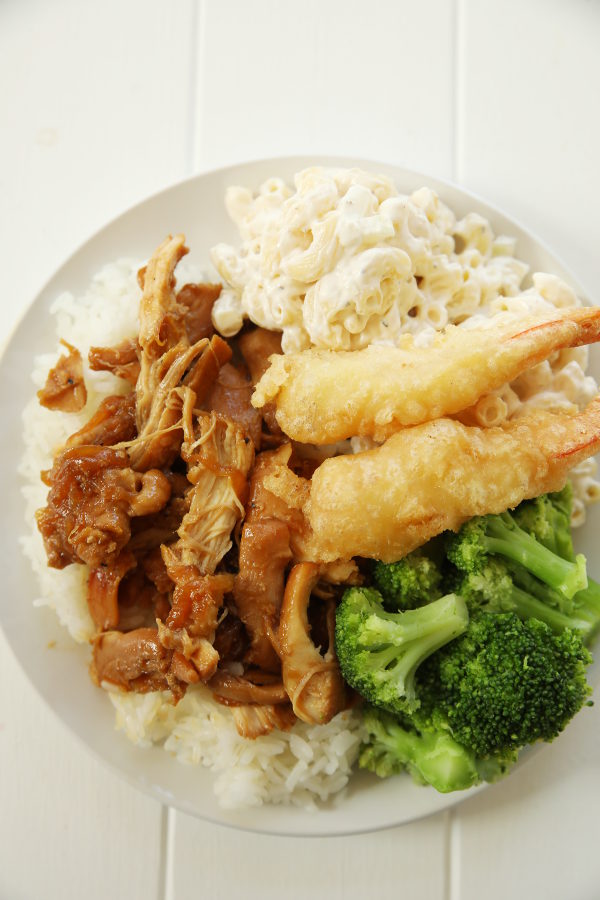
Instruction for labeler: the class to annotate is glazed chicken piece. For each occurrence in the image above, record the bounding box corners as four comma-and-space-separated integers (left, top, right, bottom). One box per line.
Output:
234, 517, 292, 673
253, 305, 600, 443
176, 282, 221, 344
166, 412, 254, 574
91, 627, 171, 692
157, 560, 235, 682
88, 338, 141, 386
38, 340, 87, 413
129, 346, 204, 471
137, 233, 189, 370
117, 567, 171, 632
277, 562, 346, 725
65, 393, 136, 449
37, 445, 171, 569
91, 627, 198, 699
239, 328, 283, 384
232, 443, 358, 674
232, 447, 299, 672
304, 395, 600, 563
128, 473, 191, 554
132, 236, 232, 470
141, 546, 174, 594
238, 327, 283, 435
229, 703, 296, 739
205, 363, 263, 448
208, 670, 288, 706
211, 607, 249, 662
87, 549, 137, 632
183, 334, 232, 400
209, 666, 298, 738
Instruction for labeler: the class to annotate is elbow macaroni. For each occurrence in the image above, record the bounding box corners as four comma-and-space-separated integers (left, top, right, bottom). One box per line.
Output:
210, 166, 559, 352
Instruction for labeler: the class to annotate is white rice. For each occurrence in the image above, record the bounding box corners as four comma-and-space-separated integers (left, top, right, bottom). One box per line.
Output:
19, 258, 364, 810
110, 688, 363, 809
20, 251, 599, 810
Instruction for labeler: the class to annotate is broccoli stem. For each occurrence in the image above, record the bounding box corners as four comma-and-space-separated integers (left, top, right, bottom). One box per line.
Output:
573, 579, 600, 644
484, 512, 587, 600
508, 563, 600, 642
360, 711, 482, 792
505, 582, 592, 635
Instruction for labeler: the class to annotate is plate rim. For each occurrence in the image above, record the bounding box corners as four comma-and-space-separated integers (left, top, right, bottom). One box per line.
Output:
2, 154, 596, 836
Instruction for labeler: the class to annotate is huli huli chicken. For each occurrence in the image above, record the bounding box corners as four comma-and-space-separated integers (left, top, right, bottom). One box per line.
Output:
36, 233, 600, 741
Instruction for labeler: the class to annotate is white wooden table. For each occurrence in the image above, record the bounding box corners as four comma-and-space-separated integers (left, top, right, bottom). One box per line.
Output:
2, 1, 600, 897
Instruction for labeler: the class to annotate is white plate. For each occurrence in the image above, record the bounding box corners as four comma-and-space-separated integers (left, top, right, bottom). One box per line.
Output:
2, 156, 599, 837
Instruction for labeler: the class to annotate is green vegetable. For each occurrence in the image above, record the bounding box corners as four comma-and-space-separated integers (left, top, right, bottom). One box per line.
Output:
418, 611, 592, 757
372, 551, 443, 609
512, 484, 576, 562
343, 489, 597, 794
359, 705, 516, 793
335, 586, 468, 716
453, 558, 597, 639
445, 508, 587, 600
359, 611, 591, 789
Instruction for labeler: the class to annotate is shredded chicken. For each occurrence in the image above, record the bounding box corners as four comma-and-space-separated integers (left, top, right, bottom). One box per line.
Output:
205, 363, 263, 448
239, 328, 283, 435
37, 445, 171, 568
137, 234, 189, 367
230, 703, 296, 739
38, 340, 87, 412
65, 393, 136, 449
176, 282, 221, 344
208, 670, 288, 705
89, 338, 140, 385
277, 562, 346, 725
87, 549, 137, 632
91, 627, 197, 699
117, 568, 171, 632
157, 563, 235, 682
167, 412, 254, 573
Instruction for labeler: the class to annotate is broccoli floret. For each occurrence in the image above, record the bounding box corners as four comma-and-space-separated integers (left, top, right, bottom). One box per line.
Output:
446, 509, 587, 600
335, 586, 469, 716
512, 484, 576, 562
358, 610, 591, 790
454, 558, 597, 639
359, 705, 516, 792
418, 612, 592, 757
372, 551, 443, 609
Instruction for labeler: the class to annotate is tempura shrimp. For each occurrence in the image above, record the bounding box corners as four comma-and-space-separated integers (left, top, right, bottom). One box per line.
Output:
253, 306, 600, 443
303, 396, 600, 562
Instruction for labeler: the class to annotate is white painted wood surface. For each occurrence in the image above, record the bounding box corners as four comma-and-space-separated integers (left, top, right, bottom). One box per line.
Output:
1, 1, 599, 897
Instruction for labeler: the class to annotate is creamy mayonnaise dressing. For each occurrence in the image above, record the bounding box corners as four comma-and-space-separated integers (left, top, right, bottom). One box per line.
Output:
210, 166, 564, 353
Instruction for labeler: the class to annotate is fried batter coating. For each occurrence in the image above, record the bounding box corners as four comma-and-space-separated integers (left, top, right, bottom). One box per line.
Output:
252, 306, 600, 443
304, 396, 600, 563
